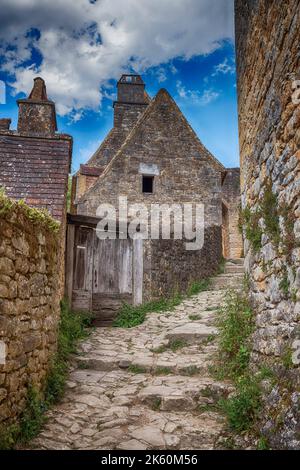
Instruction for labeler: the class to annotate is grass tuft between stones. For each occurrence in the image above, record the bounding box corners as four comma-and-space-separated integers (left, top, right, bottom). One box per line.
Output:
0, 300, 93, 450
114, 278, 211, 329
213, 289, 273, 445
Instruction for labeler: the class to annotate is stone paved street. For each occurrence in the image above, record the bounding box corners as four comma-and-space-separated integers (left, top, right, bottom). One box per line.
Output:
30, 261, 243, 450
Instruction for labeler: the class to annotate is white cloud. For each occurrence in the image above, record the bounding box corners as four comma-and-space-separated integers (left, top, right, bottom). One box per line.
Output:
212, 57, 235, 76
176, 80, 219, 106
0, 0, 233, 116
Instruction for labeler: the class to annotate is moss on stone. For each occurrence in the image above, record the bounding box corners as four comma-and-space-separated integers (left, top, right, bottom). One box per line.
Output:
0, 189, 60, 234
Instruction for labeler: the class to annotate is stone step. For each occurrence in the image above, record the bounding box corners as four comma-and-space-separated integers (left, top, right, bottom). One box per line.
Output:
209, 273, 244, 290
137, 376, 234, 412
224, 264, 245, 274
75, 350, 215, 376
165, 322, 217, 344
226, 258, 245, 266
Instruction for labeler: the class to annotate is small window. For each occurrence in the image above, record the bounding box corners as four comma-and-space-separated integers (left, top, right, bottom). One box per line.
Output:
142, 175, 154, 193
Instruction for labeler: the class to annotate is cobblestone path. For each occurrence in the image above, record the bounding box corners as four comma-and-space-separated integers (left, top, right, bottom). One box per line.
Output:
31, 260, 244, 450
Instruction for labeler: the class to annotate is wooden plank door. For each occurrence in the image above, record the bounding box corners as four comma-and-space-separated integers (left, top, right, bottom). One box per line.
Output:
72, 226, 94, 310
92, 238, 133, 325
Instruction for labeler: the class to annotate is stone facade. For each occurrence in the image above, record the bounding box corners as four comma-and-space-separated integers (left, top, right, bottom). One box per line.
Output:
77, 88, 224, 227
71, 75, 242, 304
73, 75, 242, 259
0, 201, 60, 424
144, 226, 222, 300
235, 0, 300, 449
222, 168, 243, 259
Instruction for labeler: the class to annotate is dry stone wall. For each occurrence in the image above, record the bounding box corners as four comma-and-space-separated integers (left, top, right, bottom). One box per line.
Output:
222, 168, 243, 259
0, 201, 61, 425
235, 0, 300, 449
144, 226, 222, 300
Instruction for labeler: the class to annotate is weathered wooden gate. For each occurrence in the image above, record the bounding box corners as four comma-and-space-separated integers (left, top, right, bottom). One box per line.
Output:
65, 214, 143, 326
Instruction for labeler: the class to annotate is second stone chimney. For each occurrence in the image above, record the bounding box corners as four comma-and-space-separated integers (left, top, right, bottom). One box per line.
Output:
0, 118, 11, 131
17, 77, 57, 136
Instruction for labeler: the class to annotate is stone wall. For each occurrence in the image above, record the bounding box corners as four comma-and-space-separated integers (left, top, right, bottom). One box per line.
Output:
222, 168, 243, 259
235, 0, 300, 449
0, 199, 60, 425
144, 226, 222, 300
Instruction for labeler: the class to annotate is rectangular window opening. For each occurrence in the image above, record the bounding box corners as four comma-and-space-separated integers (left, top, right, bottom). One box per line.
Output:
142, 175, 154, 193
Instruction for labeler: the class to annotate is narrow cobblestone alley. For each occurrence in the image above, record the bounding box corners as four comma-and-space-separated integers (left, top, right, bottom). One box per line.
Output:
30, 261, 244, 450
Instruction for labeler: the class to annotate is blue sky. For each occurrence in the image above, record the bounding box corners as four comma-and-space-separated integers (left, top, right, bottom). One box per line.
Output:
0, 0, 238, 172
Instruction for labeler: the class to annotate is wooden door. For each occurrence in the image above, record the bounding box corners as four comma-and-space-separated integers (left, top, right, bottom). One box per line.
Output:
72, 226, 94, 311
69, 223, 142, 326
92, 238, 133, 326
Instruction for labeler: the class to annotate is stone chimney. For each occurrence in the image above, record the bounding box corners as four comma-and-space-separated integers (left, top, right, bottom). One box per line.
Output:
0, 118, 11, 131
17, 77, 57, 136
113, 74, 149, 130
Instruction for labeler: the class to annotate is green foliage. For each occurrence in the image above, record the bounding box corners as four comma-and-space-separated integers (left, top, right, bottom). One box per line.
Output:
0, 424, 20, 450
168, 339, 188, 352
188, 314, 202, 321
0, 189, 60, 233
45, 301, 92, 404
151, 344, 168, 354
153, 366, 173, 375
217, 290, 254, 379
219, 374, 262, 432
113, 294, 183, 328
0, 386, 48, 449
202, 334, 216, 345
151, 398, 162, 411
218, 256, 226, 274
260, 182, 280, 247
0, 301, 92, 449
180, 365, 200, 376
67, 175, 73, 212
240, 206, 263, 252
281, 347, 294, 370
128, 364, 147, 374
241, 182, 299, 262
18, 386, 47, 442
215, 290, 279, 439
114, 278, 211, 329
187, 278, 211, 296
279, 272, 290, 297
279, 204, 296, 259
152, 339, 187, 354
257, 437, 270, 450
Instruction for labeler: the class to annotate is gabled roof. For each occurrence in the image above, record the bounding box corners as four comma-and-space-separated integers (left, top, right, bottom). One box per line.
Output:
79, 88, 225, 203
85, 128, 123, 168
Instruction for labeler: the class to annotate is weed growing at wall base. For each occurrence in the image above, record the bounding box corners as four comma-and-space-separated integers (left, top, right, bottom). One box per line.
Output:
113, 294, 183, 328
214, 289, 264, 437
216, 290, 254, 379
114, 278, 211, 328
0, 301, 92, 449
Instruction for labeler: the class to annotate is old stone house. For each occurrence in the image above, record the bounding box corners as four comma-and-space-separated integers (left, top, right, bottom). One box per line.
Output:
69, 75, 242, 323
